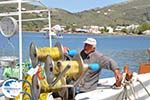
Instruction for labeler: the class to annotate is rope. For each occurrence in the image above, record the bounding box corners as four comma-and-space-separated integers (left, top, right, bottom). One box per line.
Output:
22, 75, 32, 100
137, 79, 150, 96
56, 61, 80, 78
37, 74, 66, 92
33, 76, 67, 100
35, 64, 66, 90
10, 75, 33, 100
116, 89, 124, 100
124, 84, 132, 100
128, 83, 137, 99
39, 93, 51, 100
116, 72, 150, 100
20, 92, 32, 100
52, 64, 70, 87
37, 47, 62, 62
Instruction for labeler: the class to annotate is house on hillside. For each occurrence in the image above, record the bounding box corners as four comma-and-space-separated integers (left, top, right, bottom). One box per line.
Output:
115, 26, 126, 32
142, 30, 150, 35
106, 27, 113, 33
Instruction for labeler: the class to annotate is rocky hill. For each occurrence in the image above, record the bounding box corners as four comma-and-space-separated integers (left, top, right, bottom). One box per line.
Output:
0, 0, 150, 30
51, 0, 150, 27
55, 0, 150, 27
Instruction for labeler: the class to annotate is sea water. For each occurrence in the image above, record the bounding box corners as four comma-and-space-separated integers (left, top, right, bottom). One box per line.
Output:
0, 32, 150, 78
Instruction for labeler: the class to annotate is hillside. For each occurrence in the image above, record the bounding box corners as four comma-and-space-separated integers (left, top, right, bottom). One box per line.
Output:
0, 0, 150, 30
74, 0, 150, 26
0, 1, 78, 31
52, 0, 150, 27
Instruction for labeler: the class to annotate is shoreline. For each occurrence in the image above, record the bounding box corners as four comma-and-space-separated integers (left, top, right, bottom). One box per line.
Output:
23, 31, 150, 37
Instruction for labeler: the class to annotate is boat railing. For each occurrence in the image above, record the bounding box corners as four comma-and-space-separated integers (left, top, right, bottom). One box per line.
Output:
0, 0, 52, 99
0, 0, 52, 46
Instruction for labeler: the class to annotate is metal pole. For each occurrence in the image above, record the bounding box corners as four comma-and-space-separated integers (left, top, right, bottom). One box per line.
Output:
48, 10, 52, 47
37, 0, 52, 47
18, 0, 23, 99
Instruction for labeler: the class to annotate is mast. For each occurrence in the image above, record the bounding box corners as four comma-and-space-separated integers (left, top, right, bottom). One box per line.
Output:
38, 0, 52, 47
18, 0, 23, 99
48, 10, 52, 47
0, 0, 52, 99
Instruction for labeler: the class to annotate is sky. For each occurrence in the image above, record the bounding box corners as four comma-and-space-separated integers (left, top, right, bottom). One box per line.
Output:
42, 0, 127, 13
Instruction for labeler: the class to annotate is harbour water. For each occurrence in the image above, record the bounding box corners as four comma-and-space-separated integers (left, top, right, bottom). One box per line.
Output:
0, 32, 150, 78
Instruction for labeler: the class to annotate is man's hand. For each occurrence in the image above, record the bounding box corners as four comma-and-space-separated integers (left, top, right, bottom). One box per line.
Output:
114, 69, 122, 87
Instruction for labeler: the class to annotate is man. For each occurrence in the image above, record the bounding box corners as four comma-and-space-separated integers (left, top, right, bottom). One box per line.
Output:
79, 38, 122, 92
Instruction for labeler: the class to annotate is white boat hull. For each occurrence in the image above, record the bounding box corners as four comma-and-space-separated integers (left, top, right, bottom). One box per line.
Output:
75, 73, 150, 100
0, 73, 149, 100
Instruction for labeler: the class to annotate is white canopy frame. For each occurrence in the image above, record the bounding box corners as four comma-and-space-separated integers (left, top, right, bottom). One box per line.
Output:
0, 0, 52, 99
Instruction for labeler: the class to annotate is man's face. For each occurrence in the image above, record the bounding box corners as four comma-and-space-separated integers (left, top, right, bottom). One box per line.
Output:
84, 43, 94, 54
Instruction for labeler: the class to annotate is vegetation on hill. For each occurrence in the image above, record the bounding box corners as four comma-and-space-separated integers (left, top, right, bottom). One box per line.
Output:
0, 0, 150, 32
49, 0, 150, 28
73, 0, 150, 27
138, 22, 150, 34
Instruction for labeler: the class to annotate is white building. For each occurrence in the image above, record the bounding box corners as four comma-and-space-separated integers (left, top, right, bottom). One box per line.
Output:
17, 7, 26, 11
107, 27, 113, 33
115, 26, 126, 31
75, 28, 89, 33
126, 24, 139, 30
89, 26, 101, 34
142, 30, 150, 35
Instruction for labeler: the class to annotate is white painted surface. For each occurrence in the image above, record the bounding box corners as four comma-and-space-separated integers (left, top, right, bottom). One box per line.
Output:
75, 73, 150, 100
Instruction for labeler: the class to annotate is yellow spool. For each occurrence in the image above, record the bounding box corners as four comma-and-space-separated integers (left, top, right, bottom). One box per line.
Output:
11, 75, 32, 100
32, 74, 66, 94
37, 47, 61, 62
39, 78, 67, 100
23, 75, 32, 100
39, 93, 48, 100
54, 55, 86, 80
40, 77, 66, 92
56, 61, 80, 77
39, 79, 50, 92
34, 64, 65, 91
39, 93, 55, 100
30, 42, 64, 68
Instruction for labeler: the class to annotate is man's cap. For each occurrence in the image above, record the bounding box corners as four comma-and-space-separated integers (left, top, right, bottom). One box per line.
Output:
84, 38, 97, 47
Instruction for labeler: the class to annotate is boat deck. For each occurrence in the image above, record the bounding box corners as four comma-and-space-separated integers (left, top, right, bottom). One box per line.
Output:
75, 73, 150, 100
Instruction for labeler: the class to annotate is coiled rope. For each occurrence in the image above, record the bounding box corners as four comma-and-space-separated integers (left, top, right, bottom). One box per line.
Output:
56, 61, 80, 78
116, 72, 150, 100
37, 47, 61, 62
30, 42, 64, 68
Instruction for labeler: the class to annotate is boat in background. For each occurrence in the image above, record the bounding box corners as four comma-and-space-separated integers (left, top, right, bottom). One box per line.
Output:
39, 27, 52, 33
40, 27, 63, 39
